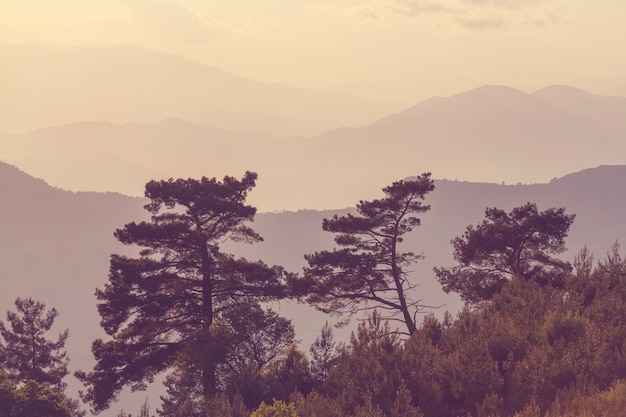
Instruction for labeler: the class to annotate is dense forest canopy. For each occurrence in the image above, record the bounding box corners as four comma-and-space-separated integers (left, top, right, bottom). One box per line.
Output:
2, 171, 626, 417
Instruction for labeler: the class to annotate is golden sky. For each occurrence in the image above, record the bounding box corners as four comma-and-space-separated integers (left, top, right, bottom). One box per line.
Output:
3, 0, 625, 103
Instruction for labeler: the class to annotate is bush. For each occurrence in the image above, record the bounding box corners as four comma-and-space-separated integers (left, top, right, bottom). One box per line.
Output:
251, 399, 298, 417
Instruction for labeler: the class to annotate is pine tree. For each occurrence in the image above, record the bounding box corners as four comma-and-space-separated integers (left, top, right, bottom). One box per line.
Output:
309, 321, 341, 385
0, 297, 69, 389
77, 172, 289, 412
301, 174, 435, 335
435, 202, 575, 303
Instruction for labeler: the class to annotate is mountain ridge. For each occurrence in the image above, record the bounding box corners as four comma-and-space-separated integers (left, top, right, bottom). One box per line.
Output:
2, 161, 626, 414
3, 82, 626, 211
0, 42, 402, 137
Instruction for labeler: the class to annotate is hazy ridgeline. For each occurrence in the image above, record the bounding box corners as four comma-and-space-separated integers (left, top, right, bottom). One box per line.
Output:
3, 43, 626, 417
1, 162, 626, 416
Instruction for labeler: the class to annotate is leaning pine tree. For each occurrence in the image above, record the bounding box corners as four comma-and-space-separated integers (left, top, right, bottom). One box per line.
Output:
77, 172, 288, 412
300, 173, 435, 336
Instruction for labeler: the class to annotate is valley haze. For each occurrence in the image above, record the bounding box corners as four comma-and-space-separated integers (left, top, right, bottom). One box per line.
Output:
2, 44, 626, 211
1, 1, 626, 413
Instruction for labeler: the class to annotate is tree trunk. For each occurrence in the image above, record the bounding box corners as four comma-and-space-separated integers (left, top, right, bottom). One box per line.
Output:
391, 236, 417, 335
201, 246, 216, 401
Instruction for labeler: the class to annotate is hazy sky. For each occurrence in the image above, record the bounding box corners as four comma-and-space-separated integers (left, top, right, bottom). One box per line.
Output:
3, 0, 625, 102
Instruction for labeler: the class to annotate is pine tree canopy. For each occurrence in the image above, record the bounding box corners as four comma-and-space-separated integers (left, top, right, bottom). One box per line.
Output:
76, 172, 289, 412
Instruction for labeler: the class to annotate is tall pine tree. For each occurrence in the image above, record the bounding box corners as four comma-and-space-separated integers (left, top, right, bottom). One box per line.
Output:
77, 172, 289, 412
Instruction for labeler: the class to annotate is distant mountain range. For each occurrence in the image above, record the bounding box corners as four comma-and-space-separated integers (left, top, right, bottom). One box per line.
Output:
2, 82, 626, 210
2, 162, 626, 413
0, 43, 400, 137
3, 41, 626, 415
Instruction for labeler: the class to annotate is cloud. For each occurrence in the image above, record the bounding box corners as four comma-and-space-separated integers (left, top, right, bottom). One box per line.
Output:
392, 0, 450, 17
306, 0, 561, 31
306, 0, 449, 20
457, 0, 562, 30
125, 0, 214, 44
305, 2, 384, 20
523, 11, 560, 28
457, 15, 504, 29
460, 0, 551, 9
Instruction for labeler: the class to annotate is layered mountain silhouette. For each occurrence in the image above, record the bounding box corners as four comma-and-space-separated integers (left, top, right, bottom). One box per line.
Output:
4, 40, 626, 415
2, 161, 626, 413
0, 43, 399, 137
2, 84, 626, 211
532, 85, 626, 133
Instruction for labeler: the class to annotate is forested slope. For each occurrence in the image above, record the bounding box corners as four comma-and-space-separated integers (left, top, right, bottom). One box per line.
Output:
1, 162, 626, 416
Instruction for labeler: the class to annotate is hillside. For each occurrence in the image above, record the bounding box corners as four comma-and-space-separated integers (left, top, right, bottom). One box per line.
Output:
2, 162, 626, 412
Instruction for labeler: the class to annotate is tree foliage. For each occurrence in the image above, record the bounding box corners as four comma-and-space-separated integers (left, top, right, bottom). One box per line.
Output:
286, 243, 626, 417
322, 311, 407, 416
435, 202, 575, 303
158, 302, 296, 416
0, 372, 74, 417
12, 170, 626, 417
77, 172, 289, 412
250, 399, 298, 417
301, 174, 435, 335
217, 304, 297, 410
309, 322, 341, 386
220, 304, 296, 375
0, 297, 69, 389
